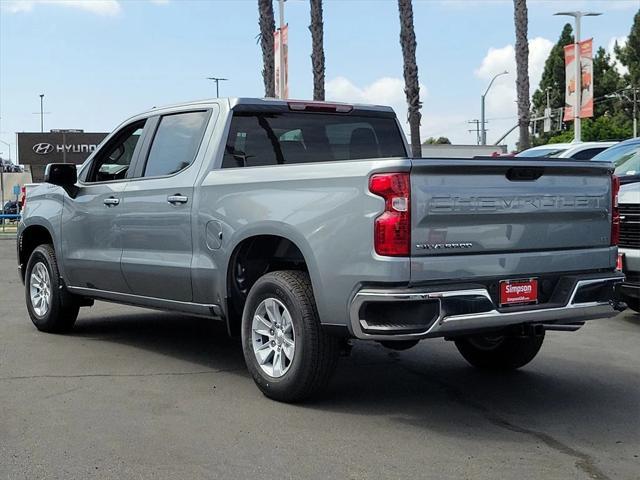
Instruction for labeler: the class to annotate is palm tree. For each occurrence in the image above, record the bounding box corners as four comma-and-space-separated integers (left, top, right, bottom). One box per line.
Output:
258, 0, 276, 97
397, 0, 422, 157
309, 0, 325, 101
514, 0, 530, 150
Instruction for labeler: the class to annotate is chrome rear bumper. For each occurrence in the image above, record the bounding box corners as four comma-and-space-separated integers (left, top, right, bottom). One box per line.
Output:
349, 274, 624, 341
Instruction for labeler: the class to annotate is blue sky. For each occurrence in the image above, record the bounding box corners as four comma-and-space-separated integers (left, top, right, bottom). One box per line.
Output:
0, 0, 638, 160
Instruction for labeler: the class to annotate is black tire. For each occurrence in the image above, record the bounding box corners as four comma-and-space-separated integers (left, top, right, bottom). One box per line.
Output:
454, 332, 544, 370
25, 244, 80, 333
241, 270, 340, 403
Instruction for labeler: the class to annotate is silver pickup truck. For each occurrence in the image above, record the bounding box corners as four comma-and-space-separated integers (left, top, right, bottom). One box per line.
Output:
17, 98, 625, 402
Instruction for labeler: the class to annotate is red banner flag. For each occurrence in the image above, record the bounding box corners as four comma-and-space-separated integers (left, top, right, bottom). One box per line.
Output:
563, 38, 593, 121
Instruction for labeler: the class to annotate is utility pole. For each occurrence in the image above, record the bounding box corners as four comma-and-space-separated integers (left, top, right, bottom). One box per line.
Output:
277, 0, 286, 99
554, 11, 602, 143
468, 119, 481, 145
206, 77, 228, 98
480, 71, 508, 145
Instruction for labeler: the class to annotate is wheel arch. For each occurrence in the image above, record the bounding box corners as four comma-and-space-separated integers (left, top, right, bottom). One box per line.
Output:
224, 229, 321, 336
18, 224, 56, 283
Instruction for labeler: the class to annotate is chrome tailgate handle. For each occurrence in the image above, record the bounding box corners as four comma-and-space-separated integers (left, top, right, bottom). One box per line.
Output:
167, 195, 188, 204
103, 197, 120, 207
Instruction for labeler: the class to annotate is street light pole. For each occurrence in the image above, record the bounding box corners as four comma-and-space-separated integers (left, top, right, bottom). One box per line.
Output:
206, 77, 228, 98
480, 71, 508, 145
634, 87, 638, 138
554, 11, 601, 143
39, 94, 44, 133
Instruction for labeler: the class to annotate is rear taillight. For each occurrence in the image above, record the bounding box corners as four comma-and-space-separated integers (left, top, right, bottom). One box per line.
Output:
611, 175, 620, 246
20, 186, 26, 211
369, 173, 410, 256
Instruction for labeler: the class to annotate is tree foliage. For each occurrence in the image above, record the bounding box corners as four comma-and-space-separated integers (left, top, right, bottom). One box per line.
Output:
548, 115, 633, 143
533, 10, 639, 146
424, 136, 451, 144
615, 10, 640, 88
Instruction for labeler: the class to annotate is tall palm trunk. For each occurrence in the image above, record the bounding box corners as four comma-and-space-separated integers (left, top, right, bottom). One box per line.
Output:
397, 0, 422, 157
309, 0, 325, 101
514, 0, 530, 149
258, 0, 276, 98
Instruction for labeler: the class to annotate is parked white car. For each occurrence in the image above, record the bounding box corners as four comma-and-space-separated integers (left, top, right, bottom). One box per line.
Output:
517, 141, 618, 160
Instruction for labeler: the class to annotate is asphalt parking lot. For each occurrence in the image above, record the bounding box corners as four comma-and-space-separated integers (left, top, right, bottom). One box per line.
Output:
1, 239, 638, 480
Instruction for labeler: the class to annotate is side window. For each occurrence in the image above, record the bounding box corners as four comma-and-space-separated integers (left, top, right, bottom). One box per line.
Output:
143, 111, 209, 177
86, 120, 145, 183
571, 148, 605, 160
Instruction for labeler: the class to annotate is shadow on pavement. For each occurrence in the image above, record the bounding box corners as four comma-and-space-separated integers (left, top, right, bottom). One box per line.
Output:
71, 310, 246, 373
69, 309, 639, 446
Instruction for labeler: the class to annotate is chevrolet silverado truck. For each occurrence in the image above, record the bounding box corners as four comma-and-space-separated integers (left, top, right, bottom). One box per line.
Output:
18, 98, 625, 402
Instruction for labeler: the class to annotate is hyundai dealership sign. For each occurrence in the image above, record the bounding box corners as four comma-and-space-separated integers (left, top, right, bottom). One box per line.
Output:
17, 131, 108, 181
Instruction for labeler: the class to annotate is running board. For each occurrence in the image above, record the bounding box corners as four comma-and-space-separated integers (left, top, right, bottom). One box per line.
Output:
67, 286, 224, 319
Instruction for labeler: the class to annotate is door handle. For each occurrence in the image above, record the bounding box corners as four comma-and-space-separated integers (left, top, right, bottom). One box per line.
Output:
103, 197, 120, 207
167, 195, 189, 204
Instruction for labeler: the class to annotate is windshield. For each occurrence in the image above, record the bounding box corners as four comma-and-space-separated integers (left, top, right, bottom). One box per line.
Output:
614, 151, 640, 181
516, 147, 567, 158
592, 142, 640, 183
591, 142, 640, 163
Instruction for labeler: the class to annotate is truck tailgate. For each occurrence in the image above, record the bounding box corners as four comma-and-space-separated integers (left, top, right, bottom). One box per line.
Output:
409, 158, 614, 284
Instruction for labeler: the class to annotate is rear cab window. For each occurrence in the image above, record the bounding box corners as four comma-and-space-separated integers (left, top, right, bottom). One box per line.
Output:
222, 111, 407, 168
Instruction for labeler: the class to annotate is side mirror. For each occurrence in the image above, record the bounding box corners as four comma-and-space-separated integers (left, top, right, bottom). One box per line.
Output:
44, 163, 77, 187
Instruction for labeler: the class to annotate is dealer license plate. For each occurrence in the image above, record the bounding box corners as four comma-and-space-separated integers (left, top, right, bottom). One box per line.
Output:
499, 278, 538, 307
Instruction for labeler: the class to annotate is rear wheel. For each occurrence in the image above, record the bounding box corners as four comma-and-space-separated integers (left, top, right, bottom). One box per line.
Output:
454, 332, 544, 370
25, 244, 80, 333
241, 270, 340, 402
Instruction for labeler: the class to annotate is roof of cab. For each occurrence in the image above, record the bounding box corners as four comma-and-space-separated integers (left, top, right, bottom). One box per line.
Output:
138, 97, 396, 116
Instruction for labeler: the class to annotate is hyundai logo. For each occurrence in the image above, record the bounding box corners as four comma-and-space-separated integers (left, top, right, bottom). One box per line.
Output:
33, 143, 54, 155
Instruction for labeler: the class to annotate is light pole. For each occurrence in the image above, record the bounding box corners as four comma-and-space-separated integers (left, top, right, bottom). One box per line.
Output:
554, 11, 602, 143
206, 77, 228, 98
633, 86, 638, 138
480, 71, 508, 145
39, 94, 44, 132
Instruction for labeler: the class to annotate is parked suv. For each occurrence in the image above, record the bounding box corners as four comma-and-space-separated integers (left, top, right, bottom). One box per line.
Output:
18, 98, 625, 401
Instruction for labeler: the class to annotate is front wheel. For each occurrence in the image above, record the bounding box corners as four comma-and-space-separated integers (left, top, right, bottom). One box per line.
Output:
25, 244, 80, 333
454, 332, 544, 370
241, 270, 340, 403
